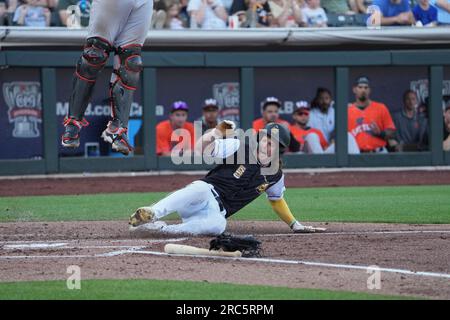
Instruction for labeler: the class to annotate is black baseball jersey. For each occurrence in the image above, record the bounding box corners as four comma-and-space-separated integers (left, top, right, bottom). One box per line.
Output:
202, 141, 284, 217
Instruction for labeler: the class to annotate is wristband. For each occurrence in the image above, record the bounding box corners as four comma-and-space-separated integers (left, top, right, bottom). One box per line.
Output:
379, 130, 386, 139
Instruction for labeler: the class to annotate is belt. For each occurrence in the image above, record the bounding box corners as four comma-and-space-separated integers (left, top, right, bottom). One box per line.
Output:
211, 188, 225, 213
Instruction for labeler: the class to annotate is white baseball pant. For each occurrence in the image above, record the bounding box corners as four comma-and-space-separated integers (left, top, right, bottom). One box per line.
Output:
145, 180, 227, 236
305, 132, 361, 154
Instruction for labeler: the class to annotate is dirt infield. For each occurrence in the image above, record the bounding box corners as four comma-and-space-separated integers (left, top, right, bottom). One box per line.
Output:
1, 170, 449, 299
2, 170, 450, 197
1, 220, 449, 299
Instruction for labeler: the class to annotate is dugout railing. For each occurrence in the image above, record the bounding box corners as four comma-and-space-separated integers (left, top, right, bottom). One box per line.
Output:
0, 28, 449, 175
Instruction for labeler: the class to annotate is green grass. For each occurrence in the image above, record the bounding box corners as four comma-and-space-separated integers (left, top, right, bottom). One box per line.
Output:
1, 185, 450, 224
0, 279, 414, 300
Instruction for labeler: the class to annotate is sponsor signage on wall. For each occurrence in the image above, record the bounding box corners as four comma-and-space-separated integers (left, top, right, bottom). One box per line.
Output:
0, 67, 449, 159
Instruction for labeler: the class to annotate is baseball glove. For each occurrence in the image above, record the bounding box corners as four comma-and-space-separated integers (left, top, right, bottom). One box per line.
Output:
215, 120, 236, 137
209, 233, 262, 257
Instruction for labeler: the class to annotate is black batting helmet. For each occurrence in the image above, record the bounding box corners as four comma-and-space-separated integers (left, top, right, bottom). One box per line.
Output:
263, 122, 291, 154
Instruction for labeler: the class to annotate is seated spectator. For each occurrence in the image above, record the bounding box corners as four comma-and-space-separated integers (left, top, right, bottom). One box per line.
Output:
268, 0, 303, 27
152, 0, 167, 29
0, 0, 6, 25
222, 0, 234, 12
37, 0, 57, 9
302, 0, 328, 27
372, 0, 414, 26
348, 0, 373, 13
322, 0, 353, 14
292, 101, 360, 154
230, 0, 273, 27
58, 0, 91, 28
201, 98, 220, 132
179, 0, 191, 26
156, 101, 195, 156
393, 90, 428, 152
308, 87, 335, 143
444, 103, 450, 151
165, 1, 186, 29
13, 0, 51, 27
348, 76, 396, 153
1, 0, 18, 25
308, 87, 360, 153
290, 101, 331, 153
430, 0, 450, 25
188, 0, 228, 29
253, 96, 289, 131
413, 0, 438, 26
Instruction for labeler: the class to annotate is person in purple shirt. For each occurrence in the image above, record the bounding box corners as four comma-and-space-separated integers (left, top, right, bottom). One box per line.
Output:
373, 0, 414, 25
413, 0, 438, 26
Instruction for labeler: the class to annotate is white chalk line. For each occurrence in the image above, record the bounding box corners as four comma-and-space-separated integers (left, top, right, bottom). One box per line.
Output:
130, 250, 450, 280
2, 243, 68, 249
0, 238, 188, 259
2, 245, 147, 251
0, 248, 143, 260
0, 237, 188, 244
258, 230, 450, 237
1, 243, 449, 281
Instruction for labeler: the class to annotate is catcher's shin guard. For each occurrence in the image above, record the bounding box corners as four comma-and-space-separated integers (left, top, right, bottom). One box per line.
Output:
68, 37, 112, 120
109, 44, 143, 128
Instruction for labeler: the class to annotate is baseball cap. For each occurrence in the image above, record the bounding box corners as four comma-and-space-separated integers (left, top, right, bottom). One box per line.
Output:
354, 76, 370, 86
262, 96, 282, 109
445, 103, 450, 112
202, 98, 219, 110
294, 100, 310, 113
171, 101, 189, 113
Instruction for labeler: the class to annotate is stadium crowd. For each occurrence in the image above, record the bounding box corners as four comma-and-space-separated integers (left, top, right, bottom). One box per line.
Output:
1, 0, 449, 27
148, 76, 450, 156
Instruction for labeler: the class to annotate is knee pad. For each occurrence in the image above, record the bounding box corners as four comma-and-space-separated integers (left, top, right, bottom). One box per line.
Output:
113, 44, 143, 90
76, 37, 112, 82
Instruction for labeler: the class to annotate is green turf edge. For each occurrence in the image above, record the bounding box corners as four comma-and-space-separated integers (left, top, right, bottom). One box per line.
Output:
1, 185, 450, 224
0, 279, 418, 300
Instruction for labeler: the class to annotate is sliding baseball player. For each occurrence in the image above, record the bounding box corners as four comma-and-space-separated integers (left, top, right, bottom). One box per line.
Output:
61, 0, 153, 155
129, 121, 326, 235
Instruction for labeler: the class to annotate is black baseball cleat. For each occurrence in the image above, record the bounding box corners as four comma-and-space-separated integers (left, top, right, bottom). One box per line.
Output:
101, 121, 133, 155
61, 117, 89, 148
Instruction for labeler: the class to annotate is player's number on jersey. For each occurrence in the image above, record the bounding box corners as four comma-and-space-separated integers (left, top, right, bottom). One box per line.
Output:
66, 5, 82, 29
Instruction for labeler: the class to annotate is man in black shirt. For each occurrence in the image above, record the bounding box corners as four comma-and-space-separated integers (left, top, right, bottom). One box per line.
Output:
129, 120, 325, 235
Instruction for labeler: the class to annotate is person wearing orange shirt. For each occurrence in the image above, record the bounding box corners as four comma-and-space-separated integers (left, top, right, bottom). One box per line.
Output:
290, 101, 360, 154
348, 76, 396, 153
289, 101, 330, 153
253, 97, 290, 131
156, 101, 195, 156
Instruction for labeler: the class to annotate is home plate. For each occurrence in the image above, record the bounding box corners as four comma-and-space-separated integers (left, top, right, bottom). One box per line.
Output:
2, 243, 68, 250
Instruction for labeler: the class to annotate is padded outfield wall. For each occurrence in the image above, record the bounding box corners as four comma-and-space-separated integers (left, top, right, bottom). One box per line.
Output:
0, 27, 449, 175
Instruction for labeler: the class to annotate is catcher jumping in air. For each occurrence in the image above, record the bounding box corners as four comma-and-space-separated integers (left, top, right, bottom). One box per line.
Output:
129, 121, 326, 235
61, 0, 153, 155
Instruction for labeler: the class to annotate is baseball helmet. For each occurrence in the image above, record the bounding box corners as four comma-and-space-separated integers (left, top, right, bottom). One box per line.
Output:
264, 122, 291, 154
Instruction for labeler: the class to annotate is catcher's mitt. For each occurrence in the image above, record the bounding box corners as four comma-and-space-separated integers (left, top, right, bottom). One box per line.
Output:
209, 233, 262, 257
